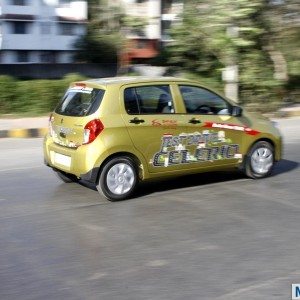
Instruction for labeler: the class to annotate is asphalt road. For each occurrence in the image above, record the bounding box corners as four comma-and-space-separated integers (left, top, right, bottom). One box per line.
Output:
0, 118, 299, 300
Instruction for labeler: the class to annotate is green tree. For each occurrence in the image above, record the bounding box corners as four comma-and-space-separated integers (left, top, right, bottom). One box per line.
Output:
267, 0, 300, 102
74, 0, 124, 63
167, 0, 298, 108
74, 0, 147, 65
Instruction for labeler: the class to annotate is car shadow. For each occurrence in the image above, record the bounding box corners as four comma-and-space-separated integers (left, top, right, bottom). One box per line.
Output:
135, 159, 298, 198
77, 159, 298, 200
271, 158, 299, 176
135, 171, 245, 198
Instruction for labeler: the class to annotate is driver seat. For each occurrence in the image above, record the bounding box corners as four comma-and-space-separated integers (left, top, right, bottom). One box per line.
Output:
156, 94, 172, 113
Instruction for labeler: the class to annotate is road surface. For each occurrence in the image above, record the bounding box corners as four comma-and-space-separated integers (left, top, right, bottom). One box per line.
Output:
0, 118, 299, 300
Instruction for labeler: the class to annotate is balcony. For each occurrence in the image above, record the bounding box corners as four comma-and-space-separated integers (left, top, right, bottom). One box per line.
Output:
0, 4, 38, 17
1, 33, 78, 51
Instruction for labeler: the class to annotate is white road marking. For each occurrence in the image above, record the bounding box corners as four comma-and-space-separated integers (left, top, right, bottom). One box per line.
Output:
146, 260, 169, 267
87, 273, 107, 281
79, 224, 106, 232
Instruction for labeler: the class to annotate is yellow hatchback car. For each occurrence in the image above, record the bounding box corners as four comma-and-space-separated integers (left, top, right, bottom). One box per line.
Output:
44, 77, 282, 201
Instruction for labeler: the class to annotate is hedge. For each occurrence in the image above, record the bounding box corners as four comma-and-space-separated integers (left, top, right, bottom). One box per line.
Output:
0, 74, 86, 115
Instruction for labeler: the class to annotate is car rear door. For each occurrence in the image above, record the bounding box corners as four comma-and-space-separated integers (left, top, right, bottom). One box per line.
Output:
120, 83, 187, 174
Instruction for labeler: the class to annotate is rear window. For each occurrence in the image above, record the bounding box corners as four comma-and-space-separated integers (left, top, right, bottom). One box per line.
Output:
55, 86, 105, 117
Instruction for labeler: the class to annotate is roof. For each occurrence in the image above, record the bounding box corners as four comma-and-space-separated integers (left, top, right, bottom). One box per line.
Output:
84, 76, 189, 87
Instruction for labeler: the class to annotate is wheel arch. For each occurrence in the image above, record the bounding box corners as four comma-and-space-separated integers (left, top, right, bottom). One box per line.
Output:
244, 137, 276, 160
249, 137, 275, 151
97, 151, 145, 183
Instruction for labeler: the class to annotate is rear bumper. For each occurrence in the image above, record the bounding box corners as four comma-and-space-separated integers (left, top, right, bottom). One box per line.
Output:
43, 134, 104, 181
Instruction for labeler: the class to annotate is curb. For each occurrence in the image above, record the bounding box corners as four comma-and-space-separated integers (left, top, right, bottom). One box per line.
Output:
0, 128, 48, 138
276, 110, 300, 118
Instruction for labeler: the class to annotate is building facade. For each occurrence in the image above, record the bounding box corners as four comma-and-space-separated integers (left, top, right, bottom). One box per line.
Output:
0, 0, 87, 64
119, 0, 183, 64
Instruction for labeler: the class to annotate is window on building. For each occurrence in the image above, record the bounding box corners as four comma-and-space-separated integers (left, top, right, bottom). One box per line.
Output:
162, 0, 172, 13
161, 20, 172, 41
137, 40, 147, 49
16, 51, 29, 63
40, 22, 51, 35
40, 51, 56, 63
12, 22, 28, 34
60, 0, 72, 4
59, 23, 75, 35
12, 0, 26, 5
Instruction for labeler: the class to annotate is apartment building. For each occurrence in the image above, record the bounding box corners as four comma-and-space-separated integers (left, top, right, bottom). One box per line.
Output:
119, 0, 183, 64
0, 0, 87, 64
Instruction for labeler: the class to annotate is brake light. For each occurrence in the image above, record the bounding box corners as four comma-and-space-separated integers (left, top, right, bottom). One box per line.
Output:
48, 113, 54, 137
75, 82, 86, 88
83, 119, 104, 144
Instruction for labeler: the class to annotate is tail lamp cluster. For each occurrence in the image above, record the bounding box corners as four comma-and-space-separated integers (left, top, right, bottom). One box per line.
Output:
83, 119, 104, 144
48, 114, 104, 145
48, 113, 54, 137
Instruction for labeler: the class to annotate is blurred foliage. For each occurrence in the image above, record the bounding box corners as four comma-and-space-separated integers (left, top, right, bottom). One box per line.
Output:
73, 0, 124, 63
176, 71, 224, 93
122, 15, 148, 36
74, 0, 146, 64
0, 76, 16, 113
0, 74, 86, 115
74, 33, 121, 63
165, 0, 299, 105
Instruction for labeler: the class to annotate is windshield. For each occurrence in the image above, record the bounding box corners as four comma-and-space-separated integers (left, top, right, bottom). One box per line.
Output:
55, 86, 105, 117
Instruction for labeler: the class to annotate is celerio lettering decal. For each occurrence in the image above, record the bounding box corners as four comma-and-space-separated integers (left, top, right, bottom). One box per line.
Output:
204, 122, 260, 136
152, 131, 240, 167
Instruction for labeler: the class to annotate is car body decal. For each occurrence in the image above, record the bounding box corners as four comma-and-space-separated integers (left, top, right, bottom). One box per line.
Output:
151, 131, 241, 167
203, 122, 260, 136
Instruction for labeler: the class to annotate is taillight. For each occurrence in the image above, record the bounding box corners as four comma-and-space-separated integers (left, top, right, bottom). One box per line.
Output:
75, 82, 86, 88
83, 119, 104, 144
49, 113, 54, 137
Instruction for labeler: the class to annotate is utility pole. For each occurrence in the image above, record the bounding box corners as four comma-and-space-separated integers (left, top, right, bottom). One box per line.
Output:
222, 25, 239, 103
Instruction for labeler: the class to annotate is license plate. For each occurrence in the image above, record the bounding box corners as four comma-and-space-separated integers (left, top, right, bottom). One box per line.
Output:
54, 152, 71, 168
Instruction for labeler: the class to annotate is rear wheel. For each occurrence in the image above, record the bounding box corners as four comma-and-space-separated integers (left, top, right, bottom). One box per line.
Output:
54, 170, 78, 183
97, 156, 138, 201
244, 141, 274, 179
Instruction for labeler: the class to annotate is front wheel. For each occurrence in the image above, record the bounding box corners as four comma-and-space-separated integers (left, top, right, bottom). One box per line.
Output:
97, 156, 138, 201
243, 141, 274, 179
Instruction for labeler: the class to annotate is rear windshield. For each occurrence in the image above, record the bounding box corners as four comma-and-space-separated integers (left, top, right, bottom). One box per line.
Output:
55, 86, 105, 117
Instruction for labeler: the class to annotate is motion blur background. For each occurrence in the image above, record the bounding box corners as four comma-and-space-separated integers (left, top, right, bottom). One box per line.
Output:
0, 3, 300, 299
0, 0, 299, 115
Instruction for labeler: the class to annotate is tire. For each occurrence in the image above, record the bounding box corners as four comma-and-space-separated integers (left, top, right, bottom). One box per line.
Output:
97, 156, 138, 201
243, 141, 274, 179
54, 170, 78, 183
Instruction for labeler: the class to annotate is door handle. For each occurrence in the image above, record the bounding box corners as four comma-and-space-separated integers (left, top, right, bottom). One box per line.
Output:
129, 117, 145, 124
188, 118, 201, 124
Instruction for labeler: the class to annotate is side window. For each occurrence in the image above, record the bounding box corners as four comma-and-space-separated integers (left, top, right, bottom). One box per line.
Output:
179, 85, 230, 115
124, 85, 175, 114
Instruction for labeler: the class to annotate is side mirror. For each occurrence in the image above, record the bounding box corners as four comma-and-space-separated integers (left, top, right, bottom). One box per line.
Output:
231, 106, 243, 117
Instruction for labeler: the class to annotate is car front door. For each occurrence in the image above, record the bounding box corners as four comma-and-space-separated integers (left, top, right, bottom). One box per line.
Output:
176, 84, 245, 170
